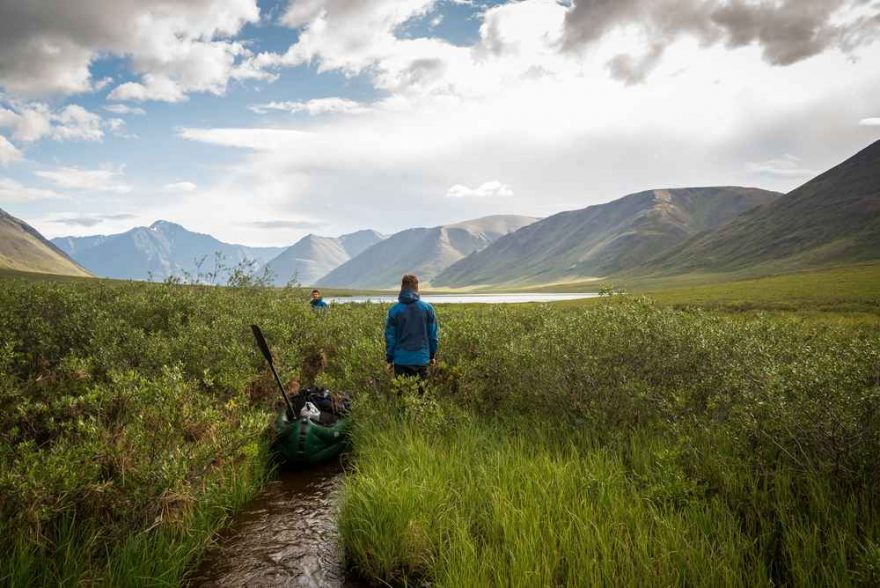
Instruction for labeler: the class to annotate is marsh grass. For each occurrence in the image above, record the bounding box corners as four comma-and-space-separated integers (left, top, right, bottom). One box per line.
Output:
337, 296, 880, 586
2, 274, 879, 586
0, 442, 270, 587
340, 408, 880, 586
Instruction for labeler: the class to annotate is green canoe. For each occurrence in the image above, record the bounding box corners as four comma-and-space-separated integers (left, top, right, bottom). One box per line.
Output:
272, 410, 351, 466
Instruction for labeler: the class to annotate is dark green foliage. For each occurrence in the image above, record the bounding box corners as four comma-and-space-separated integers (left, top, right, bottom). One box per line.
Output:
0, 279, 323, 585
1, 274, 878, 585
339, 298, 880, 585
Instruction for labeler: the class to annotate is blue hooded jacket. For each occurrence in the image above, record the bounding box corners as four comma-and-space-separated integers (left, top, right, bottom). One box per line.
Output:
310, 298, 329, 311
385, 290, 438, 366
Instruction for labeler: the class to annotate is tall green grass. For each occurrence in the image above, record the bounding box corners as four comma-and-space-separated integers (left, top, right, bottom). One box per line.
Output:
1, 443, 269, 587
340, 406, 880, 586
337, 296, 880, 585
2, 274, 878, 585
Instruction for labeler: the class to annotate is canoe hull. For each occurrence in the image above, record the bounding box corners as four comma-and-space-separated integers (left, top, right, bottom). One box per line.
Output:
272, 411, 351, 466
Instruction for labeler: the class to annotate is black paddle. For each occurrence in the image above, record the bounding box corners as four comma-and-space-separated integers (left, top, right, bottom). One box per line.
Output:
250, 324, 296, 420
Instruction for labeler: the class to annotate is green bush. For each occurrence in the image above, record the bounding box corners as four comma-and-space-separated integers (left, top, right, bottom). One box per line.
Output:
1, 276, 878, 585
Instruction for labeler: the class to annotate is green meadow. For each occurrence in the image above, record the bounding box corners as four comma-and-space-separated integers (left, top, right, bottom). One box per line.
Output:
1, 265, 879, 585
642, 262, 880, 312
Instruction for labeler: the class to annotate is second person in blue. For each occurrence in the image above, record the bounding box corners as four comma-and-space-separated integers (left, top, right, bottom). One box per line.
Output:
384, 273, 438, 380
310, 289, 329, 311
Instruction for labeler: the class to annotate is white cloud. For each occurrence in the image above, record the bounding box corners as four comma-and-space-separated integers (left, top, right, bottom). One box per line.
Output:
178, 127, 312, 150
746, 155, 817, 178
163, 181, 198, 193
93, 77, 113, 91
47, 212, 137, 228
259, 0, 454, 97
244, 219, 325, 229
562, 0, 880, 84
36, 165, 132, 193
249, 97, 370, 115
0, 108, 17, 128
0, 102, 105, 143
104, 104, 146, 116
0, 0, 261, 100
0, 136, 22, 166
257, 0, 576, 102
50, 105, 103, 142
446, 180, 514, 198
105, 118, 137, 139
4, 105, 52, 142
108, 76, 187, 103
860, 117, 880, 126
0, 176, 64, 202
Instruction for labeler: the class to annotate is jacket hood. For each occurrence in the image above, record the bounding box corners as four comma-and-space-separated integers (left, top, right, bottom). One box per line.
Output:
398, 289, 420, 304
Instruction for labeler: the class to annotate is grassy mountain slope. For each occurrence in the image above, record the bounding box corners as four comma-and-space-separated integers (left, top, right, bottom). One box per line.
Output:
318, 215, 538, 289
435, 187, 780, 287
643, 140, 880, 276
266, 229, 385, 286
0, 209, 91, 277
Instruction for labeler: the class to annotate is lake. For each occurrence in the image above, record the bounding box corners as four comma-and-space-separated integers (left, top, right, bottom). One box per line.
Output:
325, 293, 599, 304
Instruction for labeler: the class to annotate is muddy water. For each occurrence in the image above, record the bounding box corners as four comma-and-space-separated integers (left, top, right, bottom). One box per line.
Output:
189, 461, 362, 587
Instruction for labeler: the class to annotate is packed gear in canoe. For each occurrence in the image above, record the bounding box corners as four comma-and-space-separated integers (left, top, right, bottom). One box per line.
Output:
250, 325, 352, 466
272, 394, 351, 466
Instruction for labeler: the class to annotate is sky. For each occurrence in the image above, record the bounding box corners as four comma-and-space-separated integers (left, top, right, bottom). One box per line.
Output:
0, 0, 878, 247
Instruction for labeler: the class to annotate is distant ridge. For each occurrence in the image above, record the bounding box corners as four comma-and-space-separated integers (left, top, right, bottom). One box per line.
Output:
318, 215, 539, 289
0, 209, 91, 277
435, 187, 780, 287
265, 229, 386, 286
53, 221, 285, 281
641, 139, 880, 276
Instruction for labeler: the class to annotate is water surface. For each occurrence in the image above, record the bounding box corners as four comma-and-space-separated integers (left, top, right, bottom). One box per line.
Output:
326, 292, 598, 304
190, 462, 359, 588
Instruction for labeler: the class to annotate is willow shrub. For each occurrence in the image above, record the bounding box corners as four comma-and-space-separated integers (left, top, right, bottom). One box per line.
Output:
1, 277, 878, 584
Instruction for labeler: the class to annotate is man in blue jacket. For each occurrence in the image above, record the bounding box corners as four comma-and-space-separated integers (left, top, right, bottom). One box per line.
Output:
385, 274, 438, 380
310, 289, 329, 311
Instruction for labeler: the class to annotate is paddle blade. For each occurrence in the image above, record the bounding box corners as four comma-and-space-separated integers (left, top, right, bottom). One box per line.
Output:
250, 324, 274, 365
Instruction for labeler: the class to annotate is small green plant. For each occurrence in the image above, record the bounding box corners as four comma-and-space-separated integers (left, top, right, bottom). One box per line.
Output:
598, 283, 628, 296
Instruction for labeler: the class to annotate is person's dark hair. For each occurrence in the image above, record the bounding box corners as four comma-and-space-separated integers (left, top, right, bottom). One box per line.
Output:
401, 274, 419, 291
311, 289, 320, 295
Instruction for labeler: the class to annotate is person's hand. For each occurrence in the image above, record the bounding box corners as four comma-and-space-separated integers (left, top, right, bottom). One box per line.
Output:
429, 357, 437, 368
386, 362, 393, 373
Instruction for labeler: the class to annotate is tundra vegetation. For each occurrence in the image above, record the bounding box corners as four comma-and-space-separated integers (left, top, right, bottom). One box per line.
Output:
1, 266, 878, 586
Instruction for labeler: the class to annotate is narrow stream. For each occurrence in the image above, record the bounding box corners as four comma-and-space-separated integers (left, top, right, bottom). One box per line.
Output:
189, 461, 361, 587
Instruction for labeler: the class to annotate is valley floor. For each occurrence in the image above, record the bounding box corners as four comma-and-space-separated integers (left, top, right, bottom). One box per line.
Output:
1, 268, 878, 586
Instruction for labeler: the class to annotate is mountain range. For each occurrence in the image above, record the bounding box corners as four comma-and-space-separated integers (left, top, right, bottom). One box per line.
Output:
0, 208, 91, 277
7, 138, 878, 288
639, 139, 880, 277
318, 215, 539, 289
266, 230, 386, 286
53, 221, 286, 282
435, 187, 780, 287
